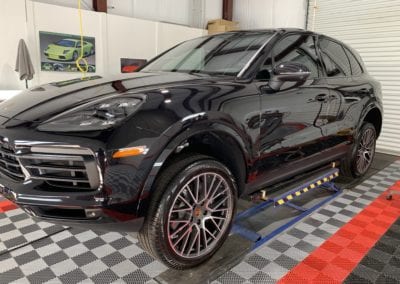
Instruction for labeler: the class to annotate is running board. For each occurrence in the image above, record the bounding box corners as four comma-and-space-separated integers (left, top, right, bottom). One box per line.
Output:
232, 165, 341, 249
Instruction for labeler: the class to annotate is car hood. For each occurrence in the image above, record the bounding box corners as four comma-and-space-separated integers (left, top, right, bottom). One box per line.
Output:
47, 44, 73, 53
0, 72, 215, 127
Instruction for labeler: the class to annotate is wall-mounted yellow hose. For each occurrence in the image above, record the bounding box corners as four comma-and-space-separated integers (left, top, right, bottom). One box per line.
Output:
76, 0, 88, 80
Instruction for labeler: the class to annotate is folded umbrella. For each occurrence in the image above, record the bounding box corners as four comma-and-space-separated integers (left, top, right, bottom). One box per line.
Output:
15, 39, 35, 89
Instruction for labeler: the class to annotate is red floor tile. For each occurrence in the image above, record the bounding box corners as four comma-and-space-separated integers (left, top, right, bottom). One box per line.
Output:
0, 200, 18, 213
314, 272, 339, 284
302, 254, 329, 271
278, 185, 400, 283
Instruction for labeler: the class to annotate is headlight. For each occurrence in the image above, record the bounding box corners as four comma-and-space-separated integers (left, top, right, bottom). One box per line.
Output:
38, 96, 143, 132
63, 50, 70, 54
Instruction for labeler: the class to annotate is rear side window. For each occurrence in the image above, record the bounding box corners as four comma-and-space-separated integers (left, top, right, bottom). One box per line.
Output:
319, 38, 351, 77
344, 47, 363, 76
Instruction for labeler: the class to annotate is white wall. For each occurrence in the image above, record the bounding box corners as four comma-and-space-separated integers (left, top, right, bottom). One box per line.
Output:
132, 0, 191, 26
32, 0, 223, 29
0, 0, 28, 89
157, 22, 207, 52
204, 0, 223, 27
31, 0, 307, 30
107, 16, 158, 74
108, 0, 222, 29
233, 0, 307, 29
0, 0, 206, 89
32, 0, 93, 10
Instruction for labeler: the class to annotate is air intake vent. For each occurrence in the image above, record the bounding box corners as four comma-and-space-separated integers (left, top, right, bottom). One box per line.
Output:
18, 150, 100, 190
0, 142, 24, 181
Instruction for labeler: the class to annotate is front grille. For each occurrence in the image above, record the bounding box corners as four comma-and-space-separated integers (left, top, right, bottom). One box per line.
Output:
0, 142, 24, 180
19, 151, 100, 190
0, 141, 101, 190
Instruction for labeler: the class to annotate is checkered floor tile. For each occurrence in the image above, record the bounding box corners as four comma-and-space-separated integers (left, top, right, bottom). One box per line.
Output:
0, 161, 399, 283
344, 218, 400, 283
0, 209, 66, 255
0, 226, 168, 283
214, 161, 400, 283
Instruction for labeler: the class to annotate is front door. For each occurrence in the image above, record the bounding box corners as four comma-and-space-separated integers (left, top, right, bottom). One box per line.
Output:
251, 33, 330, 191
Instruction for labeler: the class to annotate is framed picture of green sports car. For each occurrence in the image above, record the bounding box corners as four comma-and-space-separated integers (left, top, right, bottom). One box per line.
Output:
39, 31, 96, 73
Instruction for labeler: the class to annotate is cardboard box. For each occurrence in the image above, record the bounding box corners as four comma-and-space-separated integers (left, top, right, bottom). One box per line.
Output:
207, 19, 239, 35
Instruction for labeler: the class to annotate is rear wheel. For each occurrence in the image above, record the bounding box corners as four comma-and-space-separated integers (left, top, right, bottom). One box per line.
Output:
342, 122, 376, 178
138, 154, 237, 269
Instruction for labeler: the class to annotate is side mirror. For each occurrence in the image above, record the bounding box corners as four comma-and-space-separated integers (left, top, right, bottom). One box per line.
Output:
269, 62, 311, 91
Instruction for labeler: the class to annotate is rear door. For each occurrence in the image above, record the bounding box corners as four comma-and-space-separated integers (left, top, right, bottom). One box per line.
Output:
318, 37, 371, 147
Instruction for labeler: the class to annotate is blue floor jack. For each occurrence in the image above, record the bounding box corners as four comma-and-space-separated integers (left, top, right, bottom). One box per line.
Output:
232, 164, 342, 249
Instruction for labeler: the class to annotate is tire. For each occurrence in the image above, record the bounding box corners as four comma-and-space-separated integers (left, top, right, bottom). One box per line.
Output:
341, 122, 376, 178
138, 153, 237, 269
72, 51, 78, 61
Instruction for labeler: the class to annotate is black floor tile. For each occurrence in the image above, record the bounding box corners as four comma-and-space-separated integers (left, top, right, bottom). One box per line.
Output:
375, 274, 399, 284
360, 256, 386, 272
345, 217, 400, 283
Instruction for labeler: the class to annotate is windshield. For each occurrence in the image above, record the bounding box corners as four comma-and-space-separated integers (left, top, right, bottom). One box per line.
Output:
142, 31, 273, 76
56, 40, 75, 47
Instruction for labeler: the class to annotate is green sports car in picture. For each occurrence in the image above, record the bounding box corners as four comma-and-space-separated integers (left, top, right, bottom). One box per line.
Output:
44, 38, 95, 61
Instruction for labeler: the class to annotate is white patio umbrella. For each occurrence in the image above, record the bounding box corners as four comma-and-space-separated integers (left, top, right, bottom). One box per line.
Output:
15, 39, 35, 89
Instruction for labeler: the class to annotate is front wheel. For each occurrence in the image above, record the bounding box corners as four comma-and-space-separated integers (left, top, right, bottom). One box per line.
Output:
138, 154, 237, 269
72, 51, 78, 61
342, 122, 376, 178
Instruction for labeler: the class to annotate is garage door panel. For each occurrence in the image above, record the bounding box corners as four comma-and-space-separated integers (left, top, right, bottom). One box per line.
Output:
311, 0, 400, 13
315, 11, 400, 23
315, 21, 400, 32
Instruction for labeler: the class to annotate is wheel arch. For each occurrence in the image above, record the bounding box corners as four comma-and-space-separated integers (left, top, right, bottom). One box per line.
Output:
136, 122, 252, 218
362, 106, 382, 137
169, 130, 248, 194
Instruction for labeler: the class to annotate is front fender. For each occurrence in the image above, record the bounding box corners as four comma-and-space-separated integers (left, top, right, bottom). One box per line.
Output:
134, 111, 254, 218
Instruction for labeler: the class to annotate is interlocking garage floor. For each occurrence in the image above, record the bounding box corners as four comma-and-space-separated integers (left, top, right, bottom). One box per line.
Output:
0, 153, 399, 283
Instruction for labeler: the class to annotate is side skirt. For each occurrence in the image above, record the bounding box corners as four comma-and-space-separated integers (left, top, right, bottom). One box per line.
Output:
244, 143, 350, 196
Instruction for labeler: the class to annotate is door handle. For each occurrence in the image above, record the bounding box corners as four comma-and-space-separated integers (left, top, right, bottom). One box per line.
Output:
315, 94, 328, 102
358, 88, 370, 95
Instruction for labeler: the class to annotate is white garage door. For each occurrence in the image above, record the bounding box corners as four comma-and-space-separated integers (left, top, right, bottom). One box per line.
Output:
307, 0, 400, 155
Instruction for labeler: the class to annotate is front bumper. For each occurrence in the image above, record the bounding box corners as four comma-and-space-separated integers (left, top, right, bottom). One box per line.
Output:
45, 52, 69, 61
0, 181, 144, 233
0, 127, 150, 233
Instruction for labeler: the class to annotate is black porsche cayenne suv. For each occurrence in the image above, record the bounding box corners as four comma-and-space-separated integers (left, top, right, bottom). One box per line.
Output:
0, 29, 382, 269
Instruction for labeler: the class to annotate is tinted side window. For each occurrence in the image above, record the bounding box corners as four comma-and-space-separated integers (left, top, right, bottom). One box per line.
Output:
273, 34, 320, 78
319, 38, 351, 77
344, 47, 363, 76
